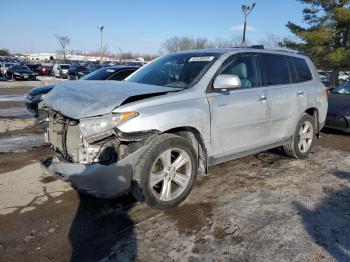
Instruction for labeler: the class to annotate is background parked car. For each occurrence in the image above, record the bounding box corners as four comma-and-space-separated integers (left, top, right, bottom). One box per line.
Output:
6, 64, 37, 80
318, 70, 331, 86
26, 63, 41, 74
338, 71, 349, 83
325, 82, 350, 133
87, 63, 104, 72
52, 64, 70, 78
67, 64, 91, 80
0, 62, 15, 75
38, 64, 53, 76
25, 66, 139, 116
80, 65, 138, 81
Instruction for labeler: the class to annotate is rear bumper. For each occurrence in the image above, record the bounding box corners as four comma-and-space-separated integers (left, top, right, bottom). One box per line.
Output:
40, 145, 148, 198
14, 75, 36, 80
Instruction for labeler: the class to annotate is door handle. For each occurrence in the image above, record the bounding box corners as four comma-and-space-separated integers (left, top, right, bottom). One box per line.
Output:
297, 91, 304, 96
258, 95, 267, 102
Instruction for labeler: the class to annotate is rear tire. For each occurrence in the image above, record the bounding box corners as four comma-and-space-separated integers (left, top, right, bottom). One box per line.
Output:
132, 133, 198, 209
283, 114, 316, 159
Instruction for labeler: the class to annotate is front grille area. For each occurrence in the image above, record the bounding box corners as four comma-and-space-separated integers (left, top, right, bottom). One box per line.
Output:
325, 114, 349, 129
47, 111, 82, 162
47, 110, 120, 164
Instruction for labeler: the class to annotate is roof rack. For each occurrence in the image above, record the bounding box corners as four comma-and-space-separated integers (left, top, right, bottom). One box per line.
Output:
248, 45, 301, 54
269, 47, 300, 54
248, 45, 264, 49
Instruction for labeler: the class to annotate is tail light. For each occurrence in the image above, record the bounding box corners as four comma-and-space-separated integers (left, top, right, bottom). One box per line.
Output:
324, 86, 329, 97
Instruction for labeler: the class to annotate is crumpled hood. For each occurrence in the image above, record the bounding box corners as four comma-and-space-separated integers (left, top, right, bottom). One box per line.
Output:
44, 80, 180, 119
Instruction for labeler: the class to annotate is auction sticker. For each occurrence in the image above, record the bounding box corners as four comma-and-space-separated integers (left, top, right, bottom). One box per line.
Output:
188, 56, 214, 62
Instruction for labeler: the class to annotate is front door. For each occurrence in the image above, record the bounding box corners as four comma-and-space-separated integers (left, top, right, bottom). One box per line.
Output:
207, 54, 269, 161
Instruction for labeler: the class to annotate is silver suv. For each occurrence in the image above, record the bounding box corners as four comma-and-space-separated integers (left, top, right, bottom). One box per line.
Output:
41, 47, 328, 209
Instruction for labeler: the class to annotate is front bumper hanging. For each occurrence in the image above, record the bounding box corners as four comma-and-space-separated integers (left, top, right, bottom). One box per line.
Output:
40, 145, 149, 199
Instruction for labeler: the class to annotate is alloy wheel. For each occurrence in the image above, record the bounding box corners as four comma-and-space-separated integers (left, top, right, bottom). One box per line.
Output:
149, 148, 192, 202
298, 120, 314, 153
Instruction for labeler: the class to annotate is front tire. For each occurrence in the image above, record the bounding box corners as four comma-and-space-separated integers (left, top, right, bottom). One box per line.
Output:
283, 114, 316, 159
132, 134, 198, 209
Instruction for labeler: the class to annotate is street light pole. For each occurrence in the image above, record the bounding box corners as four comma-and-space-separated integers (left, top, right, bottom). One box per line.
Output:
241, 2, 256, 47
98, 24, 104, 63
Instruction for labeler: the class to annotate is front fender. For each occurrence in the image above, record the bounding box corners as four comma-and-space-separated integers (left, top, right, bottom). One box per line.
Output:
118, 98, 211, 151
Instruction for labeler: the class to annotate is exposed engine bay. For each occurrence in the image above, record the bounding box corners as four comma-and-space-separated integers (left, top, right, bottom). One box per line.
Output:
45, 109, 151, 165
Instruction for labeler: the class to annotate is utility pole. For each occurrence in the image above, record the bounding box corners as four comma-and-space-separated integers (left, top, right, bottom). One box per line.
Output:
98, 24, 104, 63
241, 2, 256, 47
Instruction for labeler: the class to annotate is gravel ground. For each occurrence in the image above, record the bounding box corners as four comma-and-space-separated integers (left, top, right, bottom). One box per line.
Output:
0, 80, 349, 262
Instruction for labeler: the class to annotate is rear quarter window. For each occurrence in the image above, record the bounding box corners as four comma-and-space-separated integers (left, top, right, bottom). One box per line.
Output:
292, 57, 313, 82
261, 54, 291, 86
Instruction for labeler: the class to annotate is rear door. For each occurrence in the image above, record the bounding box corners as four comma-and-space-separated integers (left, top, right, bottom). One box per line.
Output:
207, 53, 269, 160
259, 54, 299, 141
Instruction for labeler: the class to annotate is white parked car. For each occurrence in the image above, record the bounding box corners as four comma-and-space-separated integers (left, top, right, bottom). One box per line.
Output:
52, 64, 70, 79
338, 71, 349, 82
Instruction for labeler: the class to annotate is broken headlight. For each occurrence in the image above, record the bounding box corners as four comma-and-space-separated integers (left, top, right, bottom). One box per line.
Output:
78, 112, 138, 138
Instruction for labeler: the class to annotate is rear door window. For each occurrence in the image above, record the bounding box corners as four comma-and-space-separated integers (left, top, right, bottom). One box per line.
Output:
261, 54, 291, 86
292, 57, 313, 82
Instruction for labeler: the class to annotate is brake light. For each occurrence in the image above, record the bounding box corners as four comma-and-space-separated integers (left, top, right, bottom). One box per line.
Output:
324, 86, 329, 97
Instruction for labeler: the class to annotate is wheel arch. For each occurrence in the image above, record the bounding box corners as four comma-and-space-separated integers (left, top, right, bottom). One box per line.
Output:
304, 107, 320, 136
163, 126, 208, 174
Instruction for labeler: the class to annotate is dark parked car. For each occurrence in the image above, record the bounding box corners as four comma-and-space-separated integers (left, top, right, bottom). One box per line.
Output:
25, 66, 138, 116
87, 63, 104, 72
325, 82, 350, 133
26, 64, 42, 74
6, 64, 37, 80
67, 64, 91, 80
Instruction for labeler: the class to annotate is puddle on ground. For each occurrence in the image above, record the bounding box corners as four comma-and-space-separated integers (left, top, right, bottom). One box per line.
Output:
0, 108, 30, 118
0, 95, 25, 102
0, 134, 46, 153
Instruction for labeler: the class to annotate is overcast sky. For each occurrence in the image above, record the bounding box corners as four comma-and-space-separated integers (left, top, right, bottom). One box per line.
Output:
1, 0, 307, 54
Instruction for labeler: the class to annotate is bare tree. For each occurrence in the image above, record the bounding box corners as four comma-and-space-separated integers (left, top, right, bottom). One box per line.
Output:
100, 44, 109, 62
258, 34, 282, 48
119, 52, 134, 60
161, 35, 253, 53
232, 36, 246, 47
161, 36, 212, 53
55, 35, 70, 60
211, 38, 232, 48
210, 36, 245, 48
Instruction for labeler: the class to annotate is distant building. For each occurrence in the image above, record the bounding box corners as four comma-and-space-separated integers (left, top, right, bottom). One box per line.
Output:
24, 53, 57, 61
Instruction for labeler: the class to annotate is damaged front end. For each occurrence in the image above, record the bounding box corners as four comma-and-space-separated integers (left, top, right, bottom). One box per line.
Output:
40, 109, 157, 198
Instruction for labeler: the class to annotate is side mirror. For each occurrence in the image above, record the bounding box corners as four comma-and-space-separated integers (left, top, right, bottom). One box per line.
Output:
213, 74, 241, 90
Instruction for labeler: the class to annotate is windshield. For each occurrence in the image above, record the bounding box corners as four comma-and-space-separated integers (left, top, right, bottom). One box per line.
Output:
13, 65, 30, 71
126, 52, 221, 88
331, 82, 350, 95
60, 65, 70, 69
81, 67, 116, 80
